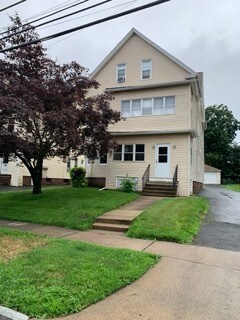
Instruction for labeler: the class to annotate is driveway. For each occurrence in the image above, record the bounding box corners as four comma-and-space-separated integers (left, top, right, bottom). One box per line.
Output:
194, 185, 240, 252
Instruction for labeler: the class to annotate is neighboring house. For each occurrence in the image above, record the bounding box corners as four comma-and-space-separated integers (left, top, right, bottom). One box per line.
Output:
204, 164, 221, 185
0, 156, 85, 187
86, 28, 205, 196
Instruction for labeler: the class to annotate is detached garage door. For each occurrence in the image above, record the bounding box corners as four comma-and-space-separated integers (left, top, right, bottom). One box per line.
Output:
204, 172, 220, 184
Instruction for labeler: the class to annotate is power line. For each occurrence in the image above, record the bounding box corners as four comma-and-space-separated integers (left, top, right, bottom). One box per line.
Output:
47, 0, 138, 48
0, 0, 170, 53
0, 0, 27, 13
0, 0, 90, 36
42, 0, 137, 32
0, 0, 112, 41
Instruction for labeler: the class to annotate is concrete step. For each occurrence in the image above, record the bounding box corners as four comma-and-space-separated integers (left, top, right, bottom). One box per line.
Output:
92, 222, 129, 233
144, 185, 177, 191
142, 192, 176, 197
147, 181, 174, 186
95, 217, 132, 225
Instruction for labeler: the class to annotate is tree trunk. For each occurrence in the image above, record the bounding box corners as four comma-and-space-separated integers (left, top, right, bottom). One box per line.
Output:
31, 160, 43, 195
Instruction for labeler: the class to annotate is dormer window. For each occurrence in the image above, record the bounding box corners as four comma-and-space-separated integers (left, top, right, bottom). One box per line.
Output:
116, 64, 126, 83
141, 59, 152, 80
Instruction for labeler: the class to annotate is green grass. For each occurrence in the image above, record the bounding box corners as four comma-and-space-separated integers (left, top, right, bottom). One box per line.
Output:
127, 196, 209, 243
0, 227, 158, 318
223, 184, 240, 193
0, 187, 139, 230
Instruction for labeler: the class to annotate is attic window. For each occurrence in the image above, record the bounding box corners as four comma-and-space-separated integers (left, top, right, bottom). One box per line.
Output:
116, 64, 126, 83
141, 59, 152, 80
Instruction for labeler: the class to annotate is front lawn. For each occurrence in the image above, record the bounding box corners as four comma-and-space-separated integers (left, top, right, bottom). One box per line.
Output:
127, 196, 209, 243
0, 187, 139, 230
223, 184, 240, 193
0, 227, 158, 318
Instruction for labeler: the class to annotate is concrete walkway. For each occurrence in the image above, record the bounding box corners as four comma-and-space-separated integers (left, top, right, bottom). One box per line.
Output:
1, 218, 240, 319
92, 196, 161, 232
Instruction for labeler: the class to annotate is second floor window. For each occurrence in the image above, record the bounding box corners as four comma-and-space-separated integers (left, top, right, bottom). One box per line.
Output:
141, 59, 152, 79
116, 64, 126, 83
121, 96, 175, 117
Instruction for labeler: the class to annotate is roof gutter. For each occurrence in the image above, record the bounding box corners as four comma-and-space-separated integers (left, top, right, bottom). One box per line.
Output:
110, 129, 198, 138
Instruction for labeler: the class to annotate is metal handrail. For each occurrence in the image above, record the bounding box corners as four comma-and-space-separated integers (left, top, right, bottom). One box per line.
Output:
142, 164, 150, 190
173, 164, 178, 188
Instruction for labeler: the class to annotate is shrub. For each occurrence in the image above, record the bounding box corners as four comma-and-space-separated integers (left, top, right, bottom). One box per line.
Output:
119, 177, 137, 193
70, 167, 87, 188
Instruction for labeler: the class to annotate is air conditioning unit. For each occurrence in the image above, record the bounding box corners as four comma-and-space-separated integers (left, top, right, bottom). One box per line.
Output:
118, 77, 125, 83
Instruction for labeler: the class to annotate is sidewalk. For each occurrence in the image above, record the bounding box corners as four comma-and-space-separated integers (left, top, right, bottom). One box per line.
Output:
1, 219, 240, 319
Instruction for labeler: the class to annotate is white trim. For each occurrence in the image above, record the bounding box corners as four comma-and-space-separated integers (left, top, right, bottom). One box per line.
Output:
155, 144, 171, 178
90, 28, 196, 80
140, 59, 152, 80
116, 176, 138, 189
121, 96, 176, 117
116, 63, 126, 83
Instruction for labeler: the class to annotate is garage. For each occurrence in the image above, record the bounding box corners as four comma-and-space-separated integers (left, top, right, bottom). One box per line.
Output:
204, 164, 221, 185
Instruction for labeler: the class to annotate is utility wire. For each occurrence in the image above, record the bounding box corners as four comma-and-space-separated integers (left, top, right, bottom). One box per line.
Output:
0, 0, 27, 13
47, 0, 138, 48
0, 0, 170, 53
0, 0, 90, 36
0, 0, 112, 41
42, 0, 137, 31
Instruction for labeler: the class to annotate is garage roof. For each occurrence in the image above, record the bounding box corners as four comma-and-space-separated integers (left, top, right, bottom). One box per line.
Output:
204, 164, 221, 172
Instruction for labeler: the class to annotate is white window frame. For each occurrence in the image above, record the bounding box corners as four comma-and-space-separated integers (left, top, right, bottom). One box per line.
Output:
121, 96, 175, 117
116, 63, 126, 83
113, 144, 145, 162
86, 158, 91, 166
141, 59, 152, 80
116, 176, 138, 190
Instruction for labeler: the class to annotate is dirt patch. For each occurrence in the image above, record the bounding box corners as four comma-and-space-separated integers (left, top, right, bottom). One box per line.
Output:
0, 236, 47, 262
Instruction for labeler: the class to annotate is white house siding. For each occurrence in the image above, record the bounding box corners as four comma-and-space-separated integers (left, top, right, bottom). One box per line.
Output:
104, 134, 190, 196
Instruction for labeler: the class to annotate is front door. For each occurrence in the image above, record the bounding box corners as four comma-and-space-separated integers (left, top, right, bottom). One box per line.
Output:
155, 145, 171, 178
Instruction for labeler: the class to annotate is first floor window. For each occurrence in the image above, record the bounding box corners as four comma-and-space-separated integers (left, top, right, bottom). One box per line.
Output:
114, 144, 145, 161
100, 154, 107, 164
67, 159, 71, 171
124, 145, 134, 161
74, 158, 78, 167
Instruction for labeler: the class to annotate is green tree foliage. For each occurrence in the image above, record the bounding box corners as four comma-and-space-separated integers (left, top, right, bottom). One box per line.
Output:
0, 16, 120, 194
205, 104, 239, 179
70, 167, 87, 188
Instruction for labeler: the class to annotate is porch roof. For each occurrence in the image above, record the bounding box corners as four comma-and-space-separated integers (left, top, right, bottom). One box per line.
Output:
110, 129, 197, 138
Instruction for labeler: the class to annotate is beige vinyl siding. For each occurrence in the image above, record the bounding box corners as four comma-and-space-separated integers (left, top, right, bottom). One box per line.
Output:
191, 93, 204, 184
8, 156, 85, 186
93, 34, 188, 91
105, 134, 190, 196
85, 159, 107, 178
108, 85, 190, 132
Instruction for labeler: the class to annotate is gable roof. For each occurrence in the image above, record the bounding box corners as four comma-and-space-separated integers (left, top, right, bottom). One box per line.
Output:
90, 28, 196, 79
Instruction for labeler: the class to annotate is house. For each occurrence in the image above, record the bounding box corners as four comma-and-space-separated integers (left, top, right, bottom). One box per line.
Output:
0, 156, 85, 187
204, 164, 221, 185
86, 28, 205, 197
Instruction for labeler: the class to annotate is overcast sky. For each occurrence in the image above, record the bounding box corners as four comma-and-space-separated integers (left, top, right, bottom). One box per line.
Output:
1, 0, 240, 141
